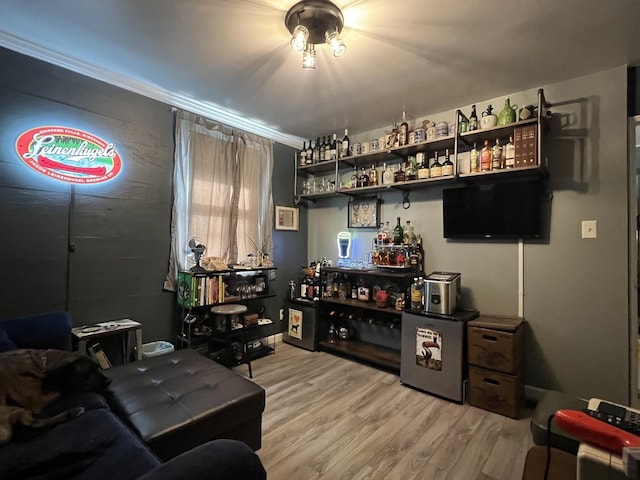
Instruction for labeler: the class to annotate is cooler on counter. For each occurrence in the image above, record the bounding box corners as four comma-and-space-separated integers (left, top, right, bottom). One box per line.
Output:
401, 309, 478, 403
283, 299, 319, 351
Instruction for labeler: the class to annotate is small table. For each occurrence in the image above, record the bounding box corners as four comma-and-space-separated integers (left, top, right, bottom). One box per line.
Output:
72, 319, 143, 363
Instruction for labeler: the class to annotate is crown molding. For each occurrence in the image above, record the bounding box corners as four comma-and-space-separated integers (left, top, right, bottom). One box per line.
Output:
0, 31, 304, 149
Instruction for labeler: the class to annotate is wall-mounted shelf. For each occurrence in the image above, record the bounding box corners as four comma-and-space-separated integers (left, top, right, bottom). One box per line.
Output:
294, 88, 551, 205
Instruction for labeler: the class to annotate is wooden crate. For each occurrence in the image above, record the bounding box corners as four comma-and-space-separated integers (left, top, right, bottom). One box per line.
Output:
467, 315, 524, 374
468, 365, 523, 418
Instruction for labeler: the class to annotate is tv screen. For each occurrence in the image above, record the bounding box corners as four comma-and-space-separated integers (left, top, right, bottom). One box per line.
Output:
443, 180, 546, 239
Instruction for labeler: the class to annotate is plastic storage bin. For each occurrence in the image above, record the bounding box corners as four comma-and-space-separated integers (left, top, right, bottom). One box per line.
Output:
142, 341, 175, 358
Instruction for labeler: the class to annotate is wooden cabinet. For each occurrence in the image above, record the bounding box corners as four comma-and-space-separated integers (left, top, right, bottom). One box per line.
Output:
295, 89, 550, 205
467, 315, 525, 418
317, 266, 419, 372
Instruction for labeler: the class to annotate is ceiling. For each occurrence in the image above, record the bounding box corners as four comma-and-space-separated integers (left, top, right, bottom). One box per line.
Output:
1, 0, 640, 148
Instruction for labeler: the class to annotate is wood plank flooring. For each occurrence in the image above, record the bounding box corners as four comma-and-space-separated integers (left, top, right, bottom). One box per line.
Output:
242, 338, 534, 480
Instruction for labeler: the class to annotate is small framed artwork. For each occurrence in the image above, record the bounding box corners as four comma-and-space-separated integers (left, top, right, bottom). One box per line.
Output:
275, 205, 299, 231
348, 197, 380, 229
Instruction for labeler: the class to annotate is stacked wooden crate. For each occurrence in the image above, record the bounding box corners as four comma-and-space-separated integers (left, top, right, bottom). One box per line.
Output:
467, 315, 525, 418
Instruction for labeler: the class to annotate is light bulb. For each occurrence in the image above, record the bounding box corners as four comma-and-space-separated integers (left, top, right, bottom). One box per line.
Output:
290, 25, 308, 52
326, 31, 346, 57
302, 44, 317, 70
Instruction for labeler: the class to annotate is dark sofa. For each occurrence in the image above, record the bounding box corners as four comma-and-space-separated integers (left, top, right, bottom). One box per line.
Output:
0, 312, 266, 480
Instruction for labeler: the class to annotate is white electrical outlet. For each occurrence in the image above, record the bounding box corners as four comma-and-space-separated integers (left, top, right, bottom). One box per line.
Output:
581, 220, 597, 239
279, 308, 284, 320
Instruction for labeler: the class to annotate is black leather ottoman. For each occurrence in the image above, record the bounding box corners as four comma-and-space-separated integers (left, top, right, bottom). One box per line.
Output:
104, 348, 265, 461
530, 390, 587, 454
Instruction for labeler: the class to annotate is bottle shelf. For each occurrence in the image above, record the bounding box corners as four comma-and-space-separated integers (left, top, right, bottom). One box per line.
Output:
294, 89, 550, 205
458, 165, 548, 182
337, 175, 456, 196
320, 297, 405, 314
297, 160, 337, 176
318, 339, 400, 372
457, 118, 537, 148
322, 266, 422, 279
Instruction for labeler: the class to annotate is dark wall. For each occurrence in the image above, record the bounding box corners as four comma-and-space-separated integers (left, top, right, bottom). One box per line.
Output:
630, 65, 640, 116
0, 47, 307, 342
269, 142, 308, 329
0, 47, 174, 341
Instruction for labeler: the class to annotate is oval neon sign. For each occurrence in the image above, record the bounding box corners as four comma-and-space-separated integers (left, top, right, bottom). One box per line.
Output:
15, 126, 122, 184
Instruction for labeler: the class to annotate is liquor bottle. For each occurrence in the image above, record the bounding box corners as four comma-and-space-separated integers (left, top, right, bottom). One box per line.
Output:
369, 164, 378, 186
469, 105, 478, 131
341, 129, 350, 158
405, 156, 417, 181
469, 142, 479, 173
430, 150, 442, 178
391, 121, 400, 148
314, 137, 321, 163
358, 166, 369, 188
403, 220, 417, 245
392, 217, 404, 245
319, 136, 326, 161
458, 112, 469, 134
328, 310, 337, 343
394, 162, 405, 183
410, 277, 423, 311
492, 138, 503, 170
399, 111, 409, 146
377, 223, 385, 246
324, 136, 331, 161
480, 140, 491, 171
306, 140, 313, 163
357, 277, 371, 302
382, 163, 395, 185
350, 165, 358, 187
442, 148, 454, 176
383, 221, 391, 244
418, 154, 430, 179
300, 142, 307, 166
330, 133, 337, 160
505, 135, 515, 168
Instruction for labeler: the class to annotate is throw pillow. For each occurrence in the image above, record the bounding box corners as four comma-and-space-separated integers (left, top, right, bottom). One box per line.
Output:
0, 326, 17, 352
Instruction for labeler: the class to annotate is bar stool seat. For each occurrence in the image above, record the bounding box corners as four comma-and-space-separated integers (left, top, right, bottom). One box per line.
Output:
210, 304, 254, 377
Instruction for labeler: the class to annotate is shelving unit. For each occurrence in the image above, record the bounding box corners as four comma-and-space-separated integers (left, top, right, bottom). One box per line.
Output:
317, 266, 419, 372
175, 267, 279, 372
294, 88, 550, 204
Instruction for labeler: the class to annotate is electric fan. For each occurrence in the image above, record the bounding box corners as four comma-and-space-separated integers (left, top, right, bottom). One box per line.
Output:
188, 238, 207, 273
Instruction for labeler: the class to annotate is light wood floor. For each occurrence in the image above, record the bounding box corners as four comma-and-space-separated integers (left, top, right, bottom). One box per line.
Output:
240, 338, 534, 480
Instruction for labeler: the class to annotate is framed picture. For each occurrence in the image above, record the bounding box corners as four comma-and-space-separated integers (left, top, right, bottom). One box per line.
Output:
348, 197, 380, 229
275, 205, 299, 231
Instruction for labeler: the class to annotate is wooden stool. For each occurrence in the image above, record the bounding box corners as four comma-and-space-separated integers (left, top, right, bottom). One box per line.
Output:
211, 304, 254, 377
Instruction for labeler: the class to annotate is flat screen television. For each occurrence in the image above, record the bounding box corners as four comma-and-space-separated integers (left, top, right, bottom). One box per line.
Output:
442, 180, 546, 239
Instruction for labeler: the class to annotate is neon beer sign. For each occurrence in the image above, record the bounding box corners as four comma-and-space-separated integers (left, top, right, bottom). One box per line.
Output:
15, 126, 122, 184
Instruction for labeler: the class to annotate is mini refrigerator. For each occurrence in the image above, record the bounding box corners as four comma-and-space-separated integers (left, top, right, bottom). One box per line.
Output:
401, 310, 478, 403
283, 299, 319, 351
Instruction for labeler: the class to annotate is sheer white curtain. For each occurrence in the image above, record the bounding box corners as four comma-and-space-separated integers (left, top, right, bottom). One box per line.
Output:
164, 111, 273, 291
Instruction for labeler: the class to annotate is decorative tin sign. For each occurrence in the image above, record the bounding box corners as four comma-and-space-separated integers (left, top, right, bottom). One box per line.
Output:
15, 126, 122, 184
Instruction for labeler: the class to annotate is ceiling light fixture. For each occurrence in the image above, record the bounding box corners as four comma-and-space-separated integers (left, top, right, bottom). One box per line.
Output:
285, 0, 346, 70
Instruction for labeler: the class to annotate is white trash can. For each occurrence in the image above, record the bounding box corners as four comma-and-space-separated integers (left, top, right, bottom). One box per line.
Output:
142, 341, 175, 358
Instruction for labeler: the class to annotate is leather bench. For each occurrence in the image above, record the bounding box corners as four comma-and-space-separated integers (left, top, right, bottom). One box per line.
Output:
104, 348, 265, 460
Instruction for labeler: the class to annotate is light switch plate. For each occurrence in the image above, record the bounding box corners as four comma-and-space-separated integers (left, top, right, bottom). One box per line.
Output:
582, 220, 597, 239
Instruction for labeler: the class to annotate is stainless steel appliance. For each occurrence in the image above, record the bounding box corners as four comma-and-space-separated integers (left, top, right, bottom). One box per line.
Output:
401, 309, 477, 403
283, 299, 318, 351
424, 272, 461, 315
